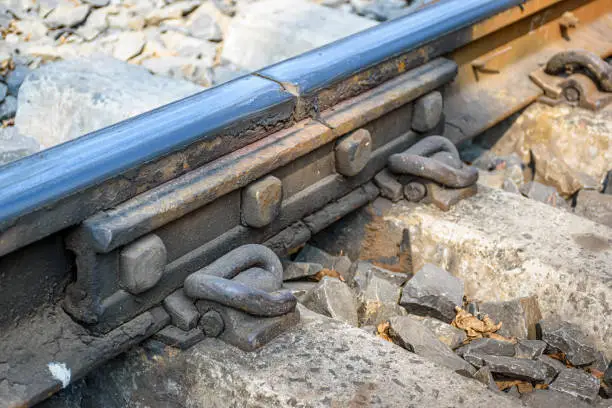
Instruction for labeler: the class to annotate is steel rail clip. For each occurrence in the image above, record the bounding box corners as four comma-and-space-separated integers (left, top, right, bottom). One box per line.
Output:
384, 135, 478, 209
183, 244, 299, 350
530, 49, 612, 111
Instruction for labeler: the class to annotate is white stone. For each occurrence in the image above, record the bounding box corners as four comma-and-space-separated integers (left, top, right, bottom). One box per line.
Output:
159, 31, 216, 63
82, 0, 110, 7
14, 19, 48, 41
141, 56, 213, 86
186, 5, 222, 41
221, 0, 376, 71
44, 4, 90, 28
77, 7, 109, 41
113, 31, 145, 61
350, 0, 410, 21
144, 0, 198, 25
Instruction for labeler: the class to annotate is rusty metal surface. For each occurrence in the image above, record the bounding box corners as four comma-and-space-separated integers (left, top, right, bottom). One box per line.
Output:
81, 59, 457, 255
531, 68, 612, 110
444, 0, 612, 143
0, 0, 523, 259
528, 49, 612, 110
62, 61, 452, 333
3, 2, 609, 406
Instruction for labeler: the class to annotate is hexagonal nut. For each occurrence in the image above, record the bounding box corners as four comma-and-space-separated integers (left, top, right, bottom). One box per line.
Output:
335, 128, 372, 176
120, 234, 167, 294
241, 175, 283, 228
412, 91, 443, 132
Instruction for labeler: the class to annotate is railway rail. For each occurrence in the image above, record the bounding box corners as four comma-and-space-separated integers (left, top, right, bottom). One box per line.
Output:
0, 0, 610, 406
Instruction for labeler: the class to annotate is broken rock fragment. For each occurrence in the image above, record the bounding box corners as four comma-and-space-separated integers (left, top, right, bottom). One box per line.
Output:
295, 245, 352, 278
521, 389, 593, 408
574, 189, 612, 228
354, 261, 407, 326
588, 351, 609, 373
0, 126, 40, 166
388, 315, 476, 376
281, 281, 317, 300
455, 338, 515, 358
502, 178, 521, 194
410, 315, 467, 349
490, 103, 612, 193
536, 355, 567, 382
538, 319, 598, 366
282, 261, 323, 281
399, 263, 464, 323
463, 354, 555, 382
514, 340, 547, 359
549, 368, 600, 403
479, 296, 542, 339
353, 261, 404, 303
473, 366, 498, 391
519, 181, 570, 210
301, 277, 358, 326
359, 301, 407, 327
353, 261, 408, 287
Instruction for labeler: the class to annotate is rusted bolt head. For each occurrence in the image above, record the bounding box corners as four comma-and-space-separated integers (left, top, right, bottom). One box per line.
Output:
563, 86, 580, 102
412, 91, 443, 132
241, 175, 283, 228
404, 182, 427, 202
200, 310, 224, 337
119, 234, 167, 294
335, 128, 372, 176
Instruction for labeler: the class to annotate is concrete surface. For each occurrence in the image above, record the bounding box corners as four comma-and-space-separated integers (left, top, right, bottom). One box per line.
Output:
41, 307, 524, 408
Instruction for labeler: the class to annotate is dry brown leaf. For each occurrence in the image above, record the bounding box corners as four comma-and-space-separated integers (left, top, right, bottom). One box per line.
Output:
546, 352, 573, 367
517, 382, 533, 394
589, 368, 604, 379
312, 268, 345, 282
376, 321, 393, 343
451, 306, 503, 340
495, 380, 524, 391
0, 59, 15, 77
